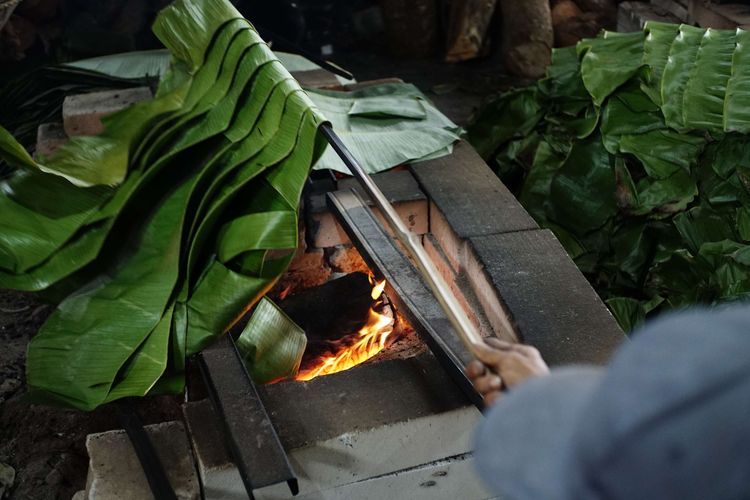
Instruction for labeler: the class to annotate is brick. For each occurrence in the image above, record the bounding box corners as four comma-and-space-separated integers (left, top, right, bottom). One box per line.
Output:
85, 421, 200, 500
35, 123, 67, 158
63, 87, 153, 137
617, 1, 679, 31
423, 235, 499, 339
306, 170, 428, 248
467, 230, 625, 365
183, 401, 245, 500
429, 202, 464, 273
292, 69, 343, 89
344, 77, 404, 91
410, 141, 538, 239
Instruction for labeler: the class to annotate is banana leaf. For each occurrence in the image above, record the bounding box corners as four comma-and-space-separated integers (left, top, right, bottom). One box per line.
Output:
661, 25, 705, 130
468, 22, 750, 332
307, 83, 462, 174
64, 50, 172, 80
236, 297, 307, 384
640, 22, 681, 105
724, 29, 750, 133
5, 0, 330, 410
577, 31, 645, 106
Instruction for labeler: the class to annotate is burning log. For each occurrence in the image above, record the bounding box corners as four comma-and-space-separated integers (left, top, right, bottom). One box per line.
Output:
498, 0, 553, 78
274, 272, 398, 381
278, 272, 374, 344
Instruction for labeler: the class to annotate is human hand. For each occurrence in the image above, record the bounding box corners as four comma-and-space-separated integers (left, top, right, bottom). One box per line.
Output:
466, 338, 550, 407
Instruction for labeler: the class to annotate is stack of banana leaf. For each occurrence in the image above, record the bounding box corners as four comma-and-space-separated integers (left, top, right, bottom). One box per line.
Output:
0, 0, 332, 410
469, 23, 750, 332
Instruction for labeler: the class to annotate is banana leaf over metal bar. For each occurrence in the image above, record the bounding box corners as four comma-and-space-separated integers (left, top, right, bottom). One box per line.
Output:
319, 123, 496, 363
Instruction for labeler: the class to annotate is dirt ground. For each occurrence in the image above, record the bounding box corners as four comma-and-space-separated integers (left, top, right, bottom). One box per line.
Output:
0, 290, 183, 500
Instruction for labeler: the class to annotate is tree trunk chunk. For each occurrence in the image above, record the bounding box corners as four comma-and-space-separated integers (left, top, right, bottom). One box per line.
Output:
499, 0, 553, 78
445, 0, 499, 62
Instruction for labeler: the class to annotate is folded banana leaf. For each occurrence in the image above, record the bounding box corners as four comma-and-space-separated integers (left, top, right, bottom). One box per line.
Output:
0, 0, 334, 410
236, 297, 307, 384
307, 83, 462, 174
468, 22, 750, 333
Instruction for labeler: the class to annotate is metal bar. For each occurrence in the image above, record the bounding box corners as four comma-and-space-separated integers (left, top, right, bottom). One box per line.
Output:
199, 335, 299, 498
328, 189, 485, 409
320, 124, 496, 362
115, 400, 178, 500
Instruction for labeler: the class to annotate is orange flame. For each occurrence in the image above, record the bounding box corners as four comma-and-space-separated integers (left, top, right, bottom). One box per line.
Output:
295, 278, 394, 381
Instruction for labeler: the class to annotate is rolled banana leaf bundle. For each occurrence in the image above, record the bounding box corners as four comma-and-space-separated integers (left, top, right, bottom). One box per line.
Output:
0, 0, 329, 410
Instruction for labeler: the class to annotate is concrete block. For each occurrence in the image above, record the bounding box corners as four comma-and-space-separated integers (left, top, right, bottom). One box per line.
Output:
35, 123, 68, 158
651, 0, 689, 21
467, 230, 625, 366
183, 401, 245, 500
85, 421, 199, 500
184, 354, 480, 499
410, 141, 538, 240
262, 353, 470, 449
257, 454, 495, 500
689, 1, 750, 28
267, 406, 480, 497
618, 1, 679, 31
63, 87, 153, 137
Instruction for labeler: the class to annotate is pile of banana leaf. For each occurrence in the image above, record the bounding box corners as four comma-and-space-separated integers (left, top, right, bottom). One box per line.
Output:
469, 23, 750, 332
0, 0, 332, 410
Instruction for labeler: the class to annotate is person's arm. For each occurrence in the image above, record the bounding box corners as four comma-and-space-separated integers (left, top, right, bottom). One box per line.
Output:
466, 338, 550, 406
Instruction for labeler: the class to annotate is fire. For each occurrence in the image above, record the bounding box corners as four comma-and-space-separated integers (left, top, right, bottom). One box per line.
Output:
295, 277, 395, 381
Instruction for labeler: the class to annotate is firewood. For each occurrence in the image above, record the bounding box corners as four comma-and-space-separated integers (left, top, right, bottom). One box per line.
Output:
574, 0, 617, 27
444, 0, 499, 62
498, 0, 553, 78
554, 12, 602, 47
552, 0, 583, 27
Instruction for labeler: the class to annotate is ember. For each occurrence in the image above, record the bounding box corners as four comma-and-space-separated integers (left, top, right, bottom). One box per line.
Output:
295, 276, 396, 381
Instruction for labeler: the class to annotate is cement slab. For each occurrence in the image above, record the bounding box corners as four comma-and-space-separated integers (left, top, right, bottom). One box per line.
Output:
468, 230, 625, 365
84, 421, 199, 500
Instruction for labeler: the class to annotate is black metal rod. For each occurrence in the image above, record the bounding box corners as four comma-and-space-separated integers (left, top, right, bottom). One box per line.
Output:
115, 400, 177, 500
199, 335, 299, 498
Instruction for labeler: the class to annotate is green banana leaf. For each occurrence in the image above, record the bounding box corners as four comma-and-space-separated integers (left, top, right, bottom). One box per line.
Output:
307, 83, 462, 174
4, 0, 328, 410
468, 22, 750, 332
64, 50, 173, 80
577, 31, 645, 106
236, 297, 307, 384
